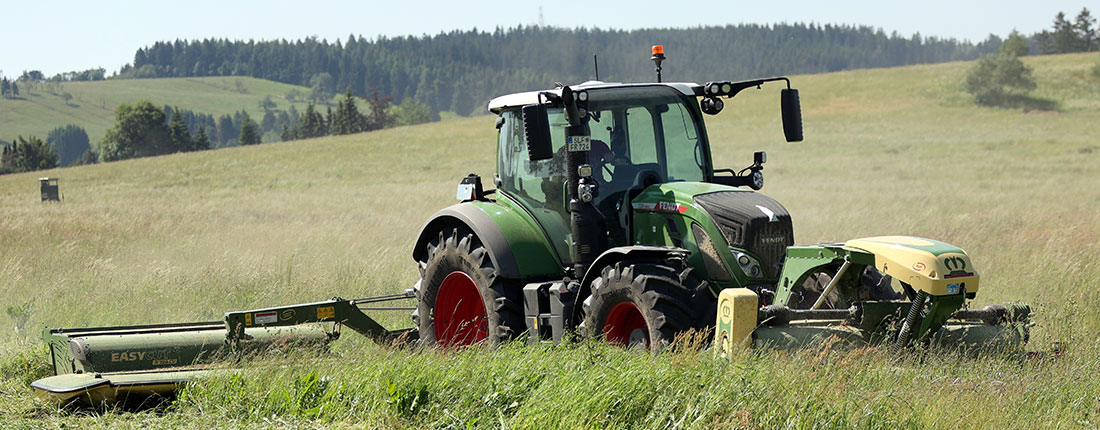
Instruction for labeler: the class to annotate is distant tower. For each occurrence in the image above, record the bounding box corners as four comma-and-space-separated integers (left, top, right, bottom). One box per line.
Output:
538, 6, 545, 27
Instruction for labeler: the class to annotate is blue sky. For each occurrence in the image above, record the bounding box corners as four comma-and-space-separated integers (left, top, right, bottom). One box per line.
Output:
0, 1, 1092, 77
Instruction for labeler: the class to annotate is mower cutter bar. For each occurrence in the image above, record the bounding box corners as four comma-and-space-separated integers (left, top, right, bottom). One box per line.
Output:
34, 291, 419, 406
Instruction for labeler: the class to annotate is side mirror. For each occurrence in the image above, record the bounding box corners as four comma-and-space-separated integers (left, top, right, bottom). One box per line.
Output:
780, 89, 803, 142
522, 104, 553, 161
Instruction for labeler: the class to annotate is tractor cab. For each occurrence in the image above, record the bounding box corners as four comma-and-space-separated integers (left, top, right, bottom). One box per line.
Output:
492, 83, 713, 257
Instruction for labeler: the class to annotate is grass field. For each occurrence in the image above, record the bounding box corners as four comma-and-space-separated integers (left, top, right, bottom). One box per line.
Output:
1, 53, 1098, 428
0, 76, 314, 147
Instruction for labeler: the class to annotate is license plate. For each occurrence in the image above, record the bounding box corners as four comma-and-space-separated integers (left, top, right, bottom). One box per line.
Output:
567, 136, 590, 152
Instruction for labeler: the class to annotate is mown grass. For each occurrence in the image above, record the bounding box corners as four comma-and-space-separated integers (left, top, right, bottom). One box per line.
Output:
0, 53, 1098, 428
0, 76, 314, 146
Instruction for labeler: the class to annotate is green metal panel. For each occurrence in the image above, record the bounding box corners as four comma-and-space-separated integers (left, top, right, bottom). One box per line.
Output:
472, 196, 567, 279
772, 245, 875, 307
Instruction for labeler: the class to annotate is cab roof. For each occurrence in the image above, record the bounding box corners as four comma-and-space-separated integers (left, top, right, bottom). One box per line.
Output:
486, 81, 700, 114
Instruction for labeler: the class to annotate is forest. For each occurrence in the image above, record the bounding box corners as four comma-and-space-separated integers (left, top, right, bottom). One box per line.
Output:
117, 24, 1003, 116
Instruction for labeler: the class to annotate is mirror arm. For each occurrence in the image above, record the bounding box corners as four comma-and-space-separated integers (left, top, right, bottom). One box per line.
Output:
725, 77, 791, 98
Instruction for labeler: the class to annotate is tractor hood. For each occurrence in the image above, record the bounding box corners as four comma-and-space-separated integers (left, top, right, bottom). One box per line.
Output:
630, 182, 795, 279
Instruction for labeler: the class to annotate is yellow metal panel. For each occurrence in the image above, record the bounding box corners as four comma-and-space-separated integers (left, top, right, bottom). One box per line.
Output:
845, 236, 980, 296
716, 288, 758, 359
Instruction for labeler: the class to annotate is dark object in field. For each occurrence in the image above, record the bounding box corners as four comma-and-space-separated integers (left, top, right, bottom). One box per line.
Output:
40, 177, 60, 202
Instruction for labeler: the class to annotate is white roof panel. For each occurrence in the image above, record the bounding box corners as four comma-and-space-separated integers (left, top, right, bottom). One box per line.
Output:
486, 82, 700, 113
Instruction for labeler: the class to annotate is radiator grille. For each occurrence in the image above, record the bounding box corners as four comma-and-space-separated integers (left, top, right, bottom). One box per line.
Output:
693, 191, 794, 278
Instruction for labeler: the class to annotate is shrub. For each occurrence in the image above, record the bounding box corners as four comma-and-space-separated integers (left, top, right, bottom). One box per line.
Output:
964, 53, 1037, 107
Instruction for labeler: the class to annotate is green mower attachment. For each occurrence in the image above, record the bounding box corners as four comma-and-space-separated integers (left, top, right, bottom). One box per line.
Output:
32, 293, 417, 406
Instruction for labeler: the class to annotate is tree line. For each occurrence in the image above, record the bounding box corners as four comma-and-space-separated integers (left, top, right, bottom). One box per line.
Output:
1033, 8, 1098, 54
116, 24, 1003, 116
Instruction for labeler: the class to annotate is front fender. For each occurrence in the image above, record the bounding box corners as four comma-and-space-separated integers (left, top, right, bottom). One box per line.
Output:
579, 245, 691, 291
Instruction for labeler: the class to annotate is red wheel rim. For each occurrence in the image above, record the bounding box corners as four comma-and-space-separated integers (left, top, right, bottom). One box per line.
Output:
434, 271, 488, 347
604, 302, 649, 347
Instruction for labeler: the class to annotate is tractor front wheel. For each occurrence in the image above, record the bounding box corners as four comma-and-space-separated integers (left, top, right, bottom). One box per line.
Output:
414, 227, 523, 347
581, 260, 706, 350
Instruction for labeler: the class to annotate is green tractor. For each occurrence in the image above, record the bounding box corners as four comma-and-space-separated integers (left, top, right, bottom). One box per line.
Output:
411, 47, 1030, 351
30, 46, 1032, 406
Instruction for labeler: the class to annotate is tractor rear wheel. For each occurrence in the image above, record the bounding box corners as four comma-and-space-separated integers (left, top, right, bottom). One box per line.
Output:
581, 260, 707, 350
414, 227, 523, 347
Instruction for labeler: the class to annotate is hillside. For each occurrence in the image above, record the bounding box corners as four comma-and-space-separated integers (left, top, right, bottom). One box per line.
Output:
0, 76, 313, 146
1, 53, 1098, 428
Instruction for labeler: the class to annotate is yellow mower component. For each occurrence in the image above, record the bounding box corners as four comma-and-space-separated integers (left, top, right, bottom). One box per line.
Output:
716, 289, 758, 357
845, 236, 979, 296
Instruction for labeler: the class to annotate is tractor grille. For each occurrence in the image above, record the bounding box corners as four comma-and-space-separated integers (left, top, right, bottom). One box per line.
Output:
693, 191, 794, 278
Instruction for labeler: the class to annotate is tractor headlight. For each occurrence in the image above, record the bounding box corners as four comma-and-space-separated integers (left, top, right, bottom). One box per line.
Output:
733, 251, 764, 279
721, 83, 732, 94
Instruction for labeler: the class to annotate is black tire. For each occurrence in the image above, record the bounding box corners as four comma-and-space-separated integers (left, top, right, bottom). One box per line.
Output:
791, 266, 902, 309
860, 266, 902, 301
413, 226, 524, 347
580, 259, 709, 350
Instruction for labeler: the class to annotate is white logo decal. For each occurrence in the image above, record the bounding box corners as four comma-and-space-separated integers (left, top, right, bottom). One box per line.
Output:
756, 205, 777, 222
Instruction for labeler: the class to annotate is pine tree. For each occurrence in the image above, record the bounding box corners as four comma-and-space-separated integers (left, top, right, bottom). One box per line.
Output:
1001, 30, 1030, 57
193, 127, 211, 150
12, 136, 58, 172
1075, 8, 1098, 51
1052, 12, 1079, 53
46, 124, 91, 166
167, 112, 193, 152
325, 106, 334, 135
238, 112, 261, 145
332, 88, 363, 135
297, 103, 326, 138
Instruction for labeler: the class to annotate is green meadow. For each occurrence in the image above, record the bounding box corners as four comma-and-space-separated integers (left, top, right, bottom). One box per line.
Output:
0, 53, 1098, 428
0, 76, 314, 146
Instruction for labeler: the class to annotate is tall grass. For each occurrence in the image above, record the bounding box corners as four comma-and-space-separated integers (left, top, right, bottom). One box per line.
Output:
0, 53, 1098, 428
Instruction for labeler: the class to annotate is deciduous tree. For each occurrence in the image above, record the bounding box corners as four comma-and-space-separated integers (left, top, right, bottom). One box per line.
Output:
101, 100, 171, 161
